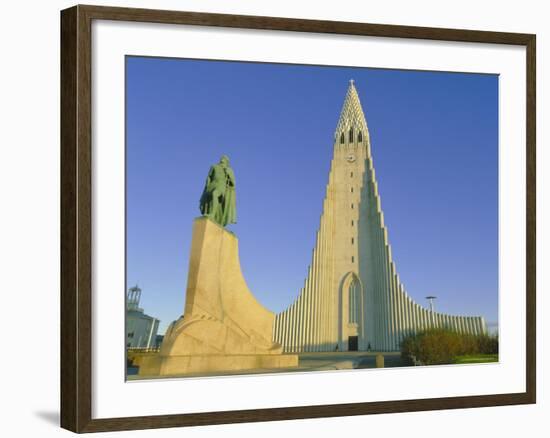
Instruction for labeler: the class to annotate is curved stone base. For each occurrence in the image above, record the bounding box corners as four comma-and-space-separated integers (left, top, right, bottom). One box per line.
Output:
138, 217, 297, 377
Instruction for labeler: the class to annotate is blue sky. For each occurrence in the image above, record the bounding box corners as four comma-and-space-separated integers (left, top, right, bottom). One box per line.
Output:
126, 56, 498, 335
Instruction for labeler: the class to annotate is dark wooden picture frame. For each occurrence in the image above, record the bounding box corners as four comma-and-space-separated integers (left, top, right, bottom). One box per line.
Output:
60, 4, 536, 433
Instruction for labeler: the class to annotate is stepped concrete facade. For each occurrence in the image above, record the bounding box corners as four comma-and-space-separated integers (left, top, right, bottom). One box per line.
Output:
273, 81, 487, 353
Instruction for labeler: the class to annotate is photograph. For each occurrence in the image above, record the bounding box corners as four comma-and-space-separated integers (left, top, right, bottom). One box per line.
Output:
124, 57, 499, 379
55, 3, 536, 433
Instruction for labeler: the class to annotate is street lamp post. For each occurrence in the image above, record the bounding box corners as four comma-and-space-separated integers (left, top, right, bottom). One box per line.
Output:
426, 296, 437, 327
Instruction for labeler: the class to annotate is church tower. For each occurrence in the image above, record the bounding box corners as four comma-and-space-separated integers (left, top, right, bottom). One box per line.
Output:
273, 80, 487, 352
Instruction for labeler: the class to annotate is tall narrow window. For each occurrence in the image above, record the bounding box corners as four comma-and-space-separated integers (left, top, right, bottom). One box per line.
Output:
351, 187, 354, 193
350, 171, 353, 178
358, 131, 363, 143
351, 256, 355, 263
340, 133, 345, 144
349, 277, 360, 324
351, 203, 354, 209
349, 127, 354, 143
351, 237, 354, 245
351, 220, 354, 226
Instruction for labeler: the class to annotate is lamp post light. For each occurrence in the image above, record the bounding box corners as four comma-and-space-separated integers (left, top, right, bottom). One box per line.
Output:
426, 296, 437, 327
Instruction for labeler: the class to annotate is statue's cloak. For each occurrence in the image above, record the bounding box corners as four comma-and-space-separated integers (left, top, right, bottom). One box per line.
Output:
221, 167, 237, 226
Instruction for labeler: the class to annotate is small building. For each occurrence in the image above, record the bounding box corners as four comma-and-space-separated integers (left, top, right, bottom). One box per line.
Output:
126, 285, 160, 349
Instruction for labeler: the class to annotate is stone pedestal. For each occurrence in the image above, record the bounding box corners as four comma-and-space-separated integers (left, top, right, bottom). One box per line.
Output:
138, 217, 298, 377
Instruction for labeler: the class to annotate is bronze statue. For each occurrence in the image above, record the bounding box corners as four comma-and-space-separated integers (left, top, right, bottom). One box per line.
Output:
199, 155, 236, 227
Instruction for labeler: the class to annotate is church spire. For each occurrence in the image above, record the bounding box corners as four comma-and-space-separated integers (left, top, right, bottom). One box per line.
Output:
334, 79, 369, 145
274, 80, 488, 354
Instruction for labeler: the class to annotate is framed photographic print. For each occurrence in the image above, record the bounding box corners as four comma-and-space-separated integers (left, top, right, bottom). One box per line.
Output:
60, 4, 536, 433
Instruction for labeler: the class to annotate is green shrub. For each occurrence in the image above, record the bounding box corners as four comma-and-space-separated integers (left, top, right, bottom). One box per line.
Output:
401, 329, 498, 365
476, 334, 499, 354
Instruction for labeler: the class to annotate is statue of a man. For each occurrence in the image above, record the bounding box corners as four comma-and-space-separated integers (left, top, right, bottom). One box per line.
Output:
199, 155, 237, 227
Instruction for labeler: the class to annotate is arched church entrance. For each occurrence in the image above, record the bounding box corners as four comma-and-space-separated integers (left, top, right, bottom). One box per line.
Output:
339, 272, 364, 351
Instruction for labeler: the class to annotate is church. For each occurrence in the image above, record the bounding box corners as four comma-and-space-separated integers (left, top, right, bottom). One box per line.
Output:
272, 81, 487, 353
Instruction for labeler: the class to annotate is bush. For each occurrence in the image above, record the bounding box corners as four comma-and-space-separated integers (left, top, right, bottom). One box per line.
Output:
476, 334, 499, 354
401, 329, 498, 365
